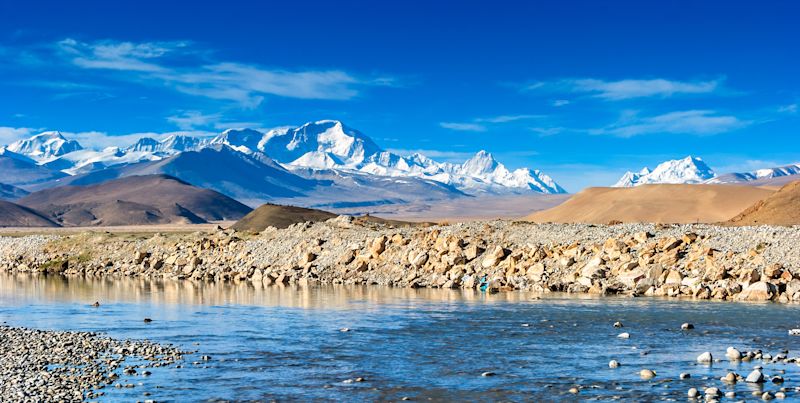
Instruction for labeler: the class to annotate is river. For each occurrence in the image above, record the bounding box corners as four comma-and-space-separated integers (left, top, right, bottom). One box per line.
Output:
1, 274, 798, 401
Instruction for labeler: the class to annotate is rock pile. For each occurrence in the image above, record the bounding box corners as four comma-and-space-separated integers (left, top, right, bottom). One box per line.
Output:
1, 219, 799, 302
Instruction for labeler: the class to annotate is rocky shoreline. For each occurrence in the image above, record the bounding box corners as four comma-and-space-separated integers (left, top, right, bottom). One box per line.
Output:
0, 325, 185, 402
1, 218, 799, 303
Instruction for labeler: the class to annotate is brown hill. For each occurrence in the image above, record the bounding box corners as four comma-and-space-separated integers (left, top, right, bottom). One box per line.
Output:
0, 201, 59, 227
727, 181, 800, 226
231, 204, 337, 232
526, 184, 775, 224
18, 175, 252, 227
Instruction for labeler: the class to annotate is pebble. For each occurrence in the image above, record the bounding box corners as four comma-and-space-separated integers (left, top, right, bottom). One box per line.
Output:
617, 332, 630, 339
704, 387, 721, 398
726, 347, 742, 360
763, 391, 775, 400
747, 369, 765, 383
679, 373, 691, 379
613, 321, 623, 328
569, 387, 579, 394
681, 323, 694, 330
687, 387, 698, 398
0, 325, 184, 402
608, 360, 620, 368
340, 328, 351, 332
143, 318, 153, 323
481, 371, 496, 377
725, 391, 736, 398
640, 369, 656, 380
776, 391, 786, 399
696, 352, 713, 363
721, 372, 738, 383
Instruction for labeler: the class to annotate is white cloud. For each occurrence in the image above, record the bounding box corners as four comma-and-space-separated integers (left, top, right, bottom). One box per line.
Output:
54, 38, 392, 107
593, 110, 750, 137
552, 99, 570, 107
167, 111, 222, 130
439, 122, 487, 132
526, 78, 721, 100
778, 103, 798, 114
57, 38, 179, 72
475, 114, 542, 123
0, 126, 35, 145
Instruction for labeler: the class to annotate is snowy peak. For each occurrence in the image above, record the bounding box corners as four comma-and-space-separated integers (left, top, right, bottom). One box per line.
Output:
211, 128, 265, 154
461, 150, 499, 176
128, 134, 206, 154
613, 156, 715, 187
6, 131, 83, 161
272, 120, 382, 167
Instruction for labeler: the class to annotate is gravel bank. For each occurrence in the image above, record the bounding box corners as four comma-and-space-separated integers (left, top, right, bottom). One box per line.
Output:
0, 325, 185, 401
1, 219, 799, 303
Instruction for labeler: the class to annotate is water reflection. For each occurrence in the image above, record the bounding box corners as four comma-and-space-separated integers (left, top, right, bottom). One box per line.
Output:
0, 273, 569, 309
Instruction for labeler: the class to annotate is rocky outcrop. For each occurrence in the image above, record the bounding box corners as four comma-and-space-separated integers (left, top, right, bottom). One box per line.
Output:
1, 220, 799, 303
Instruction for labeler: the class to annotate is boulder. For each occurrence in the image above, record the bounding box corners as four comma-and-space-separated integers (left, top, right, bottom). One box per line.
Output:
737, 281, 777, 301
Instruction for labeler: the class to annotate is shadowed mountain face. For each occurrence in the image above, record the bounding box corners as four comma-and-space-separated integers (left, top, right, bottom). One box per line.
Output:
0, 183, 29, 200
33, 146, 318, 205
0, 153, 66, 188
19, 174, 252, 227
0, 201, 59, 227
728, 181, 800, 226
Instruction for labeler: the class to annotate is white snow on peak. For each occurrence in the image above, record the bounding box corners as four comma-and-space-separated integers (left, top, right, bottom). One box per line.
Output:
613, 156, 715, 187
6, 131, 83, 161
705, 163, 800, 184
0, 121, 567, 195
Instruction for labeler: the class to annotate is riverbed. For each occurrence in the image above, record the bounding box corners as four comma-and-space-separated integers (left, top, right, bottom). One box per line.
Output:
1, 274, 799, 401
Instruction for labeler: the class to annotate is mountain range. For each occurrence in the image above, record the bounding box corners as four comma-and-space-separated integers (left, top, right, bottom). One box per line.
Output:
0, 121, 565, 209
613, 156, 800, 188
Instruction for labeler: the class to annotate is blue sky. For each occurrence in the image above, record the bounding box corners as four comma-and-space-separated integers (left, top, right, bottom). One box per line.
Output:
1, 0, 798, 191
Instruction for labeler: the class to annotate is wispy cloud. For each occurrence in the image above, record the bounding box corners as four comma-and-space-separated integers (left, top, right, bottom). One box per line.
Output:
474, 114, 543, 123
525, 78, 722, 100
778, 103, 798, 114
552, 99, 570, 107
439, 122, 487, 132
440, 114, 542, 132
592, 110, 750, 137
51, 38, 394, 107
166, 110, 222, 130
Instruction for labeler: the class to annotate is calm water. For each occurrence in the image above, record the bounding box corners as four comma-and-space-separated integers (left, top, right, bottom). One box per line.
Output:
1, 274, 800, 402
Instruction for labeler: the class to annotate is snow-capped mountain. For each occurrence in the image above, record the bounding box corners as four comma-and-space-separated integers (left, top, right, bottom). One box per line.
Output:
613, 156, 715, 187
706, 163, 800, 184
127, 134, 206, 153
209, 120, 565, 194
5, 131, 82, 162
1, 121, 566, 200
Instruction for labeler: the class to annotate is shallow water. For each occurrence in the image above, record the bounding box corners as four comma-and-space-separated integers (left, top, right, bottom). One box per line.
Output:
1, 274, 799, 402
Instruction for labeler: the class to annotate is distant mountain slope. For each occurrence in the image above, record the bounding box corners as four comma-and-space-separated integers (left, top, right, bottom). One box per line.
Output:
707, 163, 800, 187
527, 184, 773, 224
231, 204, 337, 231
0, 201, 59, 227
35, 146, 317, 204
0, 150, 67, 187
0, 183, 29, 200
728, 181, 800, 226
613, 156, 715, 187
19, 174, 251, 226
